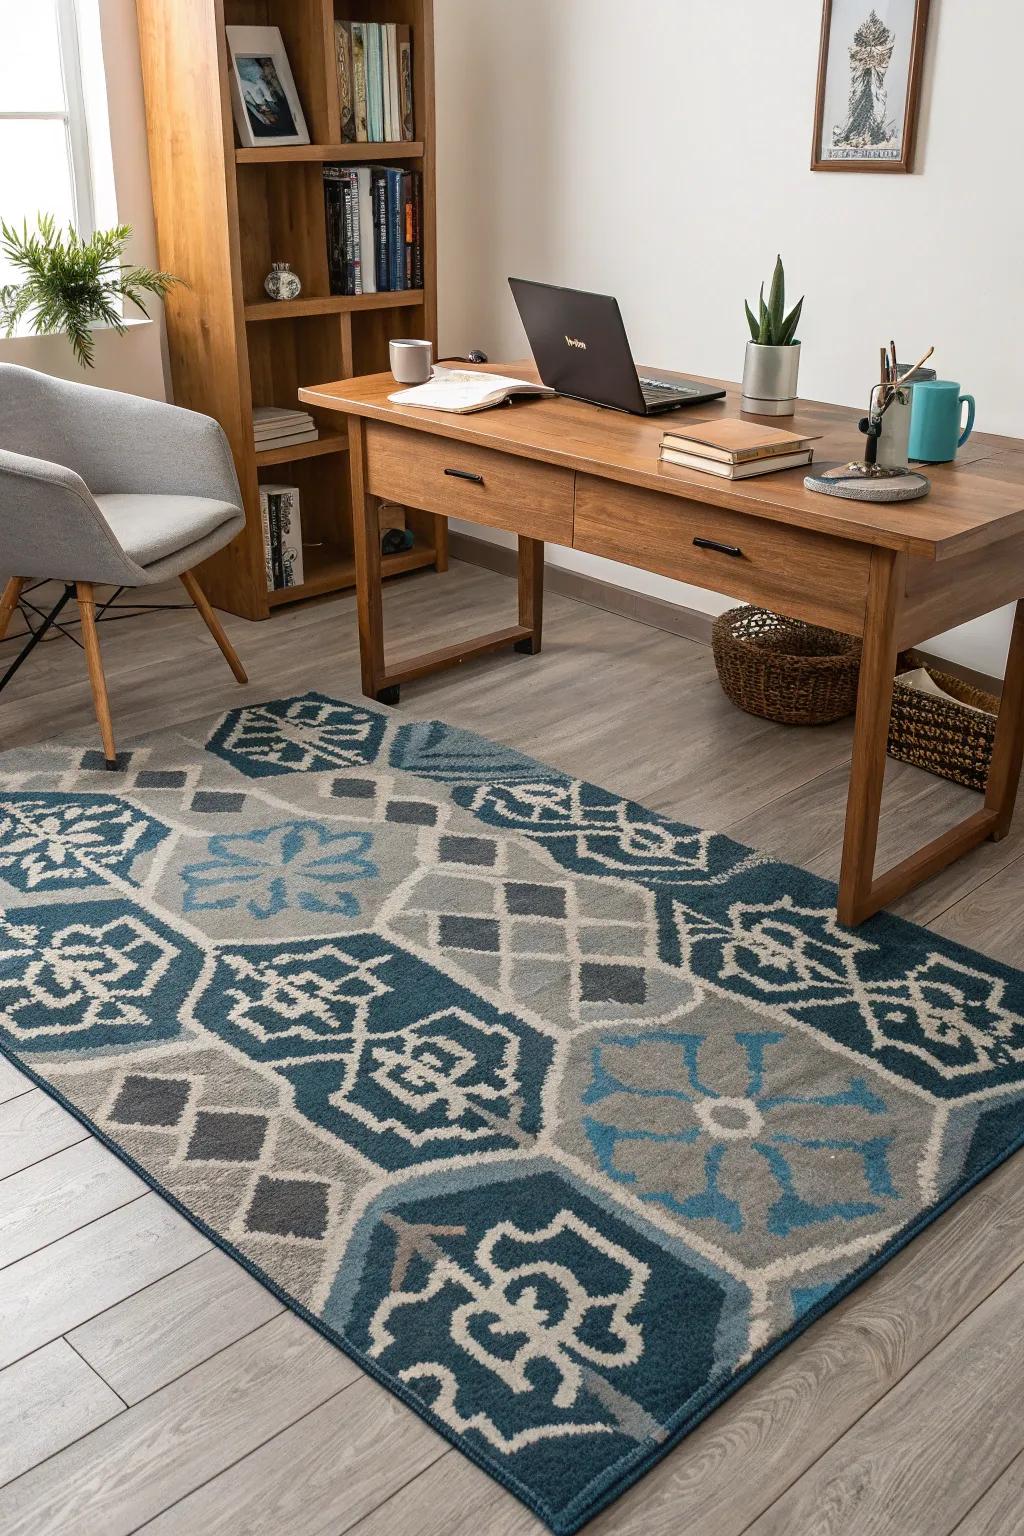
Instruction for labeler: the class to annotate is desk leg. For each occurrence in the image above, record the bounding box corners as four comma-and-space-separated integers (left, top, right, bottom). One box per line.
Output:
348, 419, 540, 705
838, 556, 1022, 925
515, 537, 544, 654
985, 598, 1024, 839
349, 418, 389, 701
838, 548, 902, 926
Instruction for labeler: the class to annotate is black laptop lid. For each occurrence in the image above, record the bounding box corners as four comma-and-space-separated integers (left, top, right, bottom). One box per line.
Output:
509, 278, 645, 414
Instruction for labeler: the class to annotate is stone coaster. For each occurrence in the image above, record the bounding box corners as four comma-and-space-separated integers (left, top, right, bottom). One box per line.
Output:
805, 464, 931, 502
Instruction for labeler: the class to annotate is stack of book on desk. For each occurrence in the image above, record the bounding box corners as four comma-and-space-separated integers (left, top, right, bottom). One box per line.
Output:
253, 407, 318, 454
659, 420, 816, 479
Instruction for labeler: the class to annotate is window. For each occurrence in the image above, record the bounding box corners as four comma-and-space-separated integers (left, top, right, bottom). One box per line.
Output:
0, 0, 96, 286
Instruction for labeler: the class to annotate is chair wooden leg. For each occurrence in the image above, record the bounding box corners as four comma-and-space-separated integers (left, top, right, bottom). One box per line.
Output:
76, 582, 118, 768
179, 570, 247, 684
0, 578, 25, 641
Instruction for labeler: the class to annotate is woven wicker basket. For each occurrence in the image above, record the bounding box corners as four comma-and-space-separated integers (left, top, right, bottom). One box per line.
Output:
711, 606, 861, 726
887, 665, 998, 792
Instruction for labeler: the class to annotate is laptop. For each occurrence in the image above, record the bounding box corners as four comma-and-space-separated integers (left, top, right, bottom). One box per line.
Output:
509, 277, 727, 416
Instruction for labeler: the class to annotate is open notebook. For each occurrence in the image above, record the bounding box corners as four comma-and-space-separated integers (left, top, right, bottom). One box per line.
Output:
388, 366, 555, 413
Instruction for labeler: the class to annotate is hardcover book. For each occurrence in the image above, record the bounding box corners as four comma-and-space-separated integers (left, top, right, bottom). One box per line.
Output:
350, 22, 369, 141
334, 21, 356, 143
397, 25, 414, 139
365, 23, 384, 142
385, 24, 400, 141
659, 446, 814, 479
660, 418, 817, 463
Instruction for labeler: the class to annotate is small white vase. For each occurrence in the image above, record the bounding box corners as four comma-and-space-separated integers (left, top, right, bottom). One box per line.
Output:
264, 262, 302, 301
741, 341, 801, 416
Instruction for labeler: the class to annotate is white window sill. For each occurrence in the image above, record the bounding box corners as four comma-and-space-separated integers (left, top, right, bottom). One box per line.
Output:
1, 314, 153, 343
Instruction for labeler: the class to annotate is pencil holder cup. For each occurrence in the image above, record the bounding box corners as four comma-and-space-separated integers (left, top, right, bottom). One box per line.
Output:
876, 392, 912, 469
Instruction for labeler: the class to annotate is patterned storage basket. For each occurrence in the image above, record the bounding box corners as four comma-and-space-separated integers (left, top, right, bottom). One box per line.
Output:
711, 606, 861, 726
887, 665, 998, 792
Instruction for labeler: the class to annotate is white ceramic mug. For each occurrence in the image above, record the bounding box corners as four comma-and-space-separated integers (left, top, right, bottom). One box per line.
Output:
389, 338, 433, 385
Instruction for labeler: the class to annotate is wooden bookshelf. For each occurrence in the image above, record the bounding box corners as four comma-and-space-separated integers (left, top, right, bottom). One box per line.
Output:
135, 0, 441, 620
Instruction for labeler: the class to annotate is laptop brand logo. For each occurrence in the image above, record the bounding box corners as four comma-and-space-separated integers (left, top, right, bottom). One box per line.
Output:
564, 335, 587, 350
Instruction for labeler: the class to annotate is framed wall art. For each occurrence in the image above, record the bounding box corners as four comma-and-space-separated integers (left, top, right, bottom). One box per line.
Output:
812, 1, 931, 173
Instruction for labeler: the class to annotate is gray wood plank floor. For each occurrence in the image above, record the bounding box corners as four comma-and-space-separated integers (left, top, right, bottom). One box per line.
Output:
1, 559, 1022, 1535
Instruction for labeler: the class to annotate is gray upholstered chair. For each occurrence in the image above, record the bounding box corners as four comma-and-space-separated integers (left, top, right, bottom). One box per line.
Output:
0, 362, 247, 767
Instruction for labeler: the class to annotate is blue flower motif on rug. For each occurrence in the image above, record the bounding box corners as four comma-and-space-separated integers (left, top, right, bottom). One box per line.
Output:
0, 793, 168, 892
0, 899, 199, 1052
180, 820, 378, 919
206, 694, 386, 778
581, 1028, 896, 1236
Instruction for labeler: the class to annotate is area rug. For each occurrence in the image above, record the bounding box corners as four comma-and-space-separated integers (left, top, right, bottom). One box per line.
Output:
2, 693, 1024, 1532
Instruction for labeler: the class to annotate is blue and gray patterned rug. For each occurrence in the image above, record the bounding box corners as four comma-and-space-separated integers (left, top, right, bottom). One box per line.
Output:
2, 693, 1023, 1531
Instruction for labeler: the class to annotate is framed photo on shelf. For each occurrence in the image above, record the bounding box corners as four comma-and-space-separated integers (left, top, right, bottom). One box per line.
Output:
226, 25, 310, 148
811, 0, 931, 173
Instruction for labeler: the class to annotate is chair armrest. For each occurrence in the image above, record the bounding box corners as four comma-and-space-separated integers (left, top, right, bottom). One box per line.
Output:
54, 387, 243, 506
0, 450, 144, 586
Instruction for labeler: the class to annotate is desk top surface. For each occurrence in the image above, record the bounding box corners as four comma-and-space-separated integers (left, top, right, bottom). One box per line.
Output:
299, 363, 1024, 562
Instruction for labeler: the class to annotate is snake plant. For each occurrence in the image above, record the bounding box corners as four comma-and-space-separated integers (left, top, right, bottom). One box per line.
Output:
744, 255, 803, 347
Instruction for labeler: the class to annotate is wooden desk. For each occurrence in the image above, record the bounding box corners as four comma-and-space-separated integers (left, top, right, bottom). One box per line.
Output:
299, 365, 1024, 927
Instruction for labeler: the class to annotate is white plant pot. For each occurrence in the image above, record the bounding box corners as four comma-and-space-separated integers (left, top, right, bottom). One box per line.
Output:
741, 341, 801, 416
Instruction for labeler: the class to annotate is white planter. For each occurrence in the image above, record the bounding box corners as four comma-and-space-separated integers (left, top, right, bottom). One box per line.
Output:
741, 341, 801, 416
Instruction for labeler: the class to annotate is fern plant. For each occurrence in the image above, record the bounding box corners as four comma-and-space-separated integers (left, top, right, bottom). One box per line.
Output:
0, 215, 182, 368
744, 254, 803, 347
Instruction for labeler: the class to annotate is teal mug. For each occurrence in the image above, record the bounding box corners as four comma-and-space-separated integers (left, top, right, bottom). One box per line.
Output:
908, 379, 975, 463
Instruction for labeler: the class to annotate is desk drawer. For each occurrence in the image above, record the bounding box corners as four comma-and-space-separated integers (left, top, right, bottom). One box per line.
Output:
574, 475, 871, 634
364, 421, 574, 543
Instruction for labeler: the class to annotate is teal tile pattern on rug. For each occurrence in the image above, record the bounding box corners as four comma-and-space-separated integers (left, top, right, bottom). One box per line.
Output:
2, 692, 1024, 1533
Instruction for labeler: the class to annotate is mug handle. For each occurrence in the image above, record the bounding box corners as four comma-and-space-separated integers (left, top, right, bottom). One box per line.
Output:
958, 394, 976, 447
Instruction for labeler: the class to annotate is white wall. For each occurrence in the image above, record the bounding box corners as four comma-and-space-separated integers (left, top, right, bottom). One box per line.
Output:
0, 0, 168, 400
434, 0, 1023, 677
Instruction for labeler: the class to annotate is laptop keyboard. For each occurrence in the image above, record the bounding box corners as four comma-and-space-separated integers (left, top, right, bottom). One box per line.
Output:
638, 376, 700, 403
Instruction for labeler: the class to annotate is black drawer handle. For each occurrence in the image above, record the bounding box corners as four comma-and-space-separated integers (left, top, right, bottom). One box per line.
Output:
444, 467, 484, 485
693, 536, 742, 558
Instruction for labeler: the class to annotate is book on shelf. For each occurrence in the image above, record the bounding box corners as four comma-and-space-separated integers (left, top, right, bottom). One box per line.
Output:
259, 484, 304, 591
382, 24, 395, 141
351, 22, 369, 141
659, 445, 814, 479
365, 22, 384, 141
334, 21, 357, 143
323, 163, 423, 295
253, 407, 318, 454
660, 419, 818, 464
335, 20, 414, 142
398, 26, 414, 140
